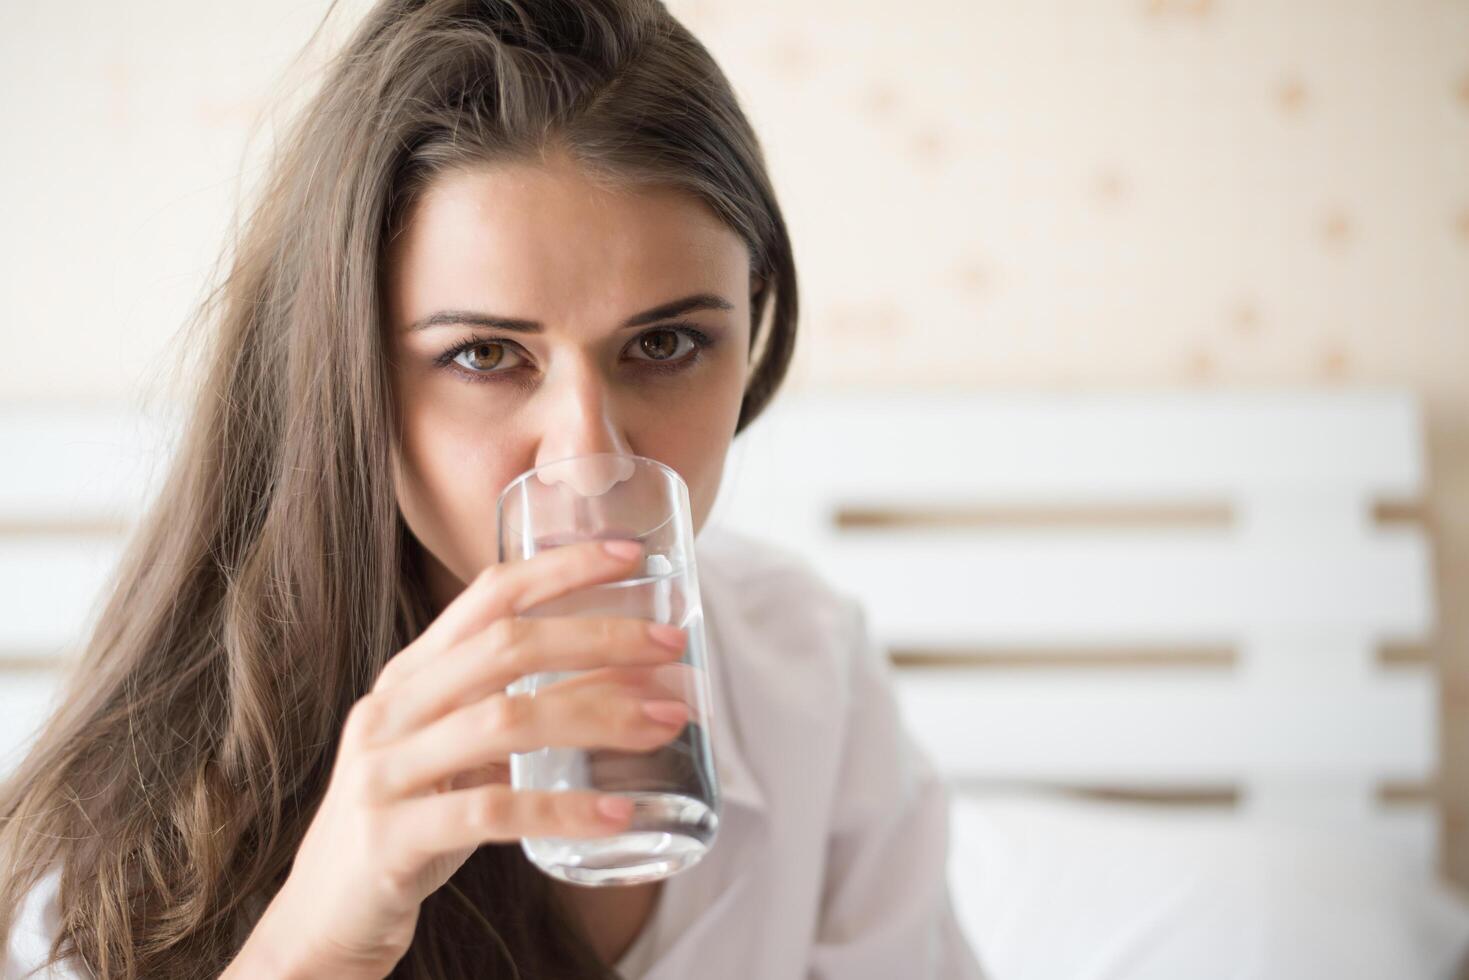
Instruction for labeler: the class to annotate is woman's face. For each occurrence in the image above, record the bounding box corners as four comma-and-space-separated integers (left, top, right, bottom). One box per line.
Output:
383, 151, 756, 609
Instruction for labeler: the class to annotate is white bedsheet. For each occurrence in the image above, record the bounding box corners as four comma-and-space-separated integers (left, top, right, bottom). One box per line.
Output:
948, 791, 1469, 980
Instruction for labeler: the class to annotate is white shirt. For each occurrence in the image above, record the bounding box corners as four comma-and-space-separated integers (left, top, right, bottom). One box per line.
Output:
4, 524, 986, 980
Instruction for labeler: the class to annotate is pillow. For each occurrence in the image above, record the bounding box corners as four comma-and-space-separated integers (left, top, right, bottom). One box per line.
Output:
946, 790, 1469, 980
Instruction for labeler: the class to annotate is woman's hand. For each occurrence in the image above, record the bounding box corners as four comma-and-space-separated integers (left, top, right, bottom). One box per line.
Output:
223, 538, 691, 980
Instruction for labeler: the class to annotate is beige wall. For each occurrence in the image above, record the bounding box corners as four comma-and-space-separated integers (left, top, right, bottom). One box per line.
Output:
2, 0, 1466, 880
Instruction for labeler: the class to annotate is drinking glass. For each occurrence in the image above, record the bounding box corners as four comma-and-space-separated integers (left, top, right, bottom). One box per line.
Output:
496, 452, 720, 885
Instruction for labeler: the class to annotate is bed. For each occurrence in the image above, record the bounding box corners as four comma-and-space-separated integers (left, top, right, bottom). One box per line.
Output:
705, 388, 1469, 980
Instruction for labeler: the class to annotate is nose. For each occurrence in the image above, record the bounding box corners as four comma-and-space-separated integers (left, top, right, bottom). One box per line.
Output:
532, 360, 636, 497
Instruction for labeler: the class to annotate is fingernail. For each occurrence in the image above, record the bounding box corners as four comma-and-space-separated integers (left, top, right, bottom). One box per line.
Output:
647, 623, 686, 652
641, 699, 690, 726
602, 539, 642, 559
597, 796, 634, 821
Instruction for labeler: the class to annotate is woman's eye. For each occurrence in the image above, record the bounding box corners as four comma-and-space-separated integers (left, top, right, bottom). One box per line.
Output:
452, 341, 525, 374
628, 327, 695, 363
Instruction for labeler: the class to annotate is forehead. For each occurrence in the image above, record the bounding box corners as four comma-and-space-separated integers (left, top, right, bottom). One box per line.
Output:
383, 156, 749, 325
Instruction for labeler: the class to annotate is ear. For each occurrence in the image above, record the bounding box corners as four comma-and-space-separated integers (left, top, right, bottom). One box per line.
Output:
746, 274, 767, 356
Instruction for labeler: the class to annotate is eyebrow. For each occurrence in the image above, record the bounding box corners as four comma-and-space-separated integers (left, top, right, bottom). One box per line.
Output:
405, 292, 735, 334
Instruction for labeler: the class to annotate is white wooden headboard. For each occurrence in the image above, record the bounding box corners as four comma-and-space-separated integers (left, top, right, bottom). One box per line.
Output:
0, 405, 176, 774
705, 388, 1440, 872
0, 391, 1441, 874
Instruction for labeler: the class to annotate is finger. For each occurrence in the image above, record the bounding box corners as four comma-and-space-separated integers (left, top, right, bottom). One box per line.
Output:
372, 617, 687, 743
374, 538, 646, 692
370, 685, 689, 801
394, 785, 636, 858
530, 662, 706, 727
445, 762, 507, 792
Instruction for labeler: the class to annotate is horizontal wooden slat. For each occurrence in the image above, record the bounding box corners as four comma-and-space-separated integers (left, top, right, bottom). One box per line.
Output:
0, 670, 64, 778
947, 790, 1440, 877
0, 537, 124, 650
807, 529, 1433, 646
724, 389, 1425, 500
893, 668, 1435, 783
0, 404, 176, 523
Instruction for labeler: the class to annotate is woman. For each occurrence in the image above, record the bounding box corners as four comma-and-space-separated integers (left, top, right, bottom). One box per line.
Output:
0, 0, 985, 977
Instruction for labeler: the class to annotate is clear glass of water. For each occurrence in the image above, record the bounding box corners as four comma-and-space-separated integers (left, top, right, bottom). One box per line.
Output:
495, 452, 720, 886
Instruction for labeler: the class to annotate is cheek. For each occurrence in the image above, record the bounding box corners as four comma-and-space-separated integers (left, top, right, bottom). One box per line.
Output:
394, 388, 520, 581
634, 362, 745, 535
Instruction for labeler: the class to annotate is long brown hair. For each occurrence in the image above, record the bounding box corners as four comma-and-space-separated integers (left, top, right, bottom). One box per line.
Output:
0, 1, 798, 975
